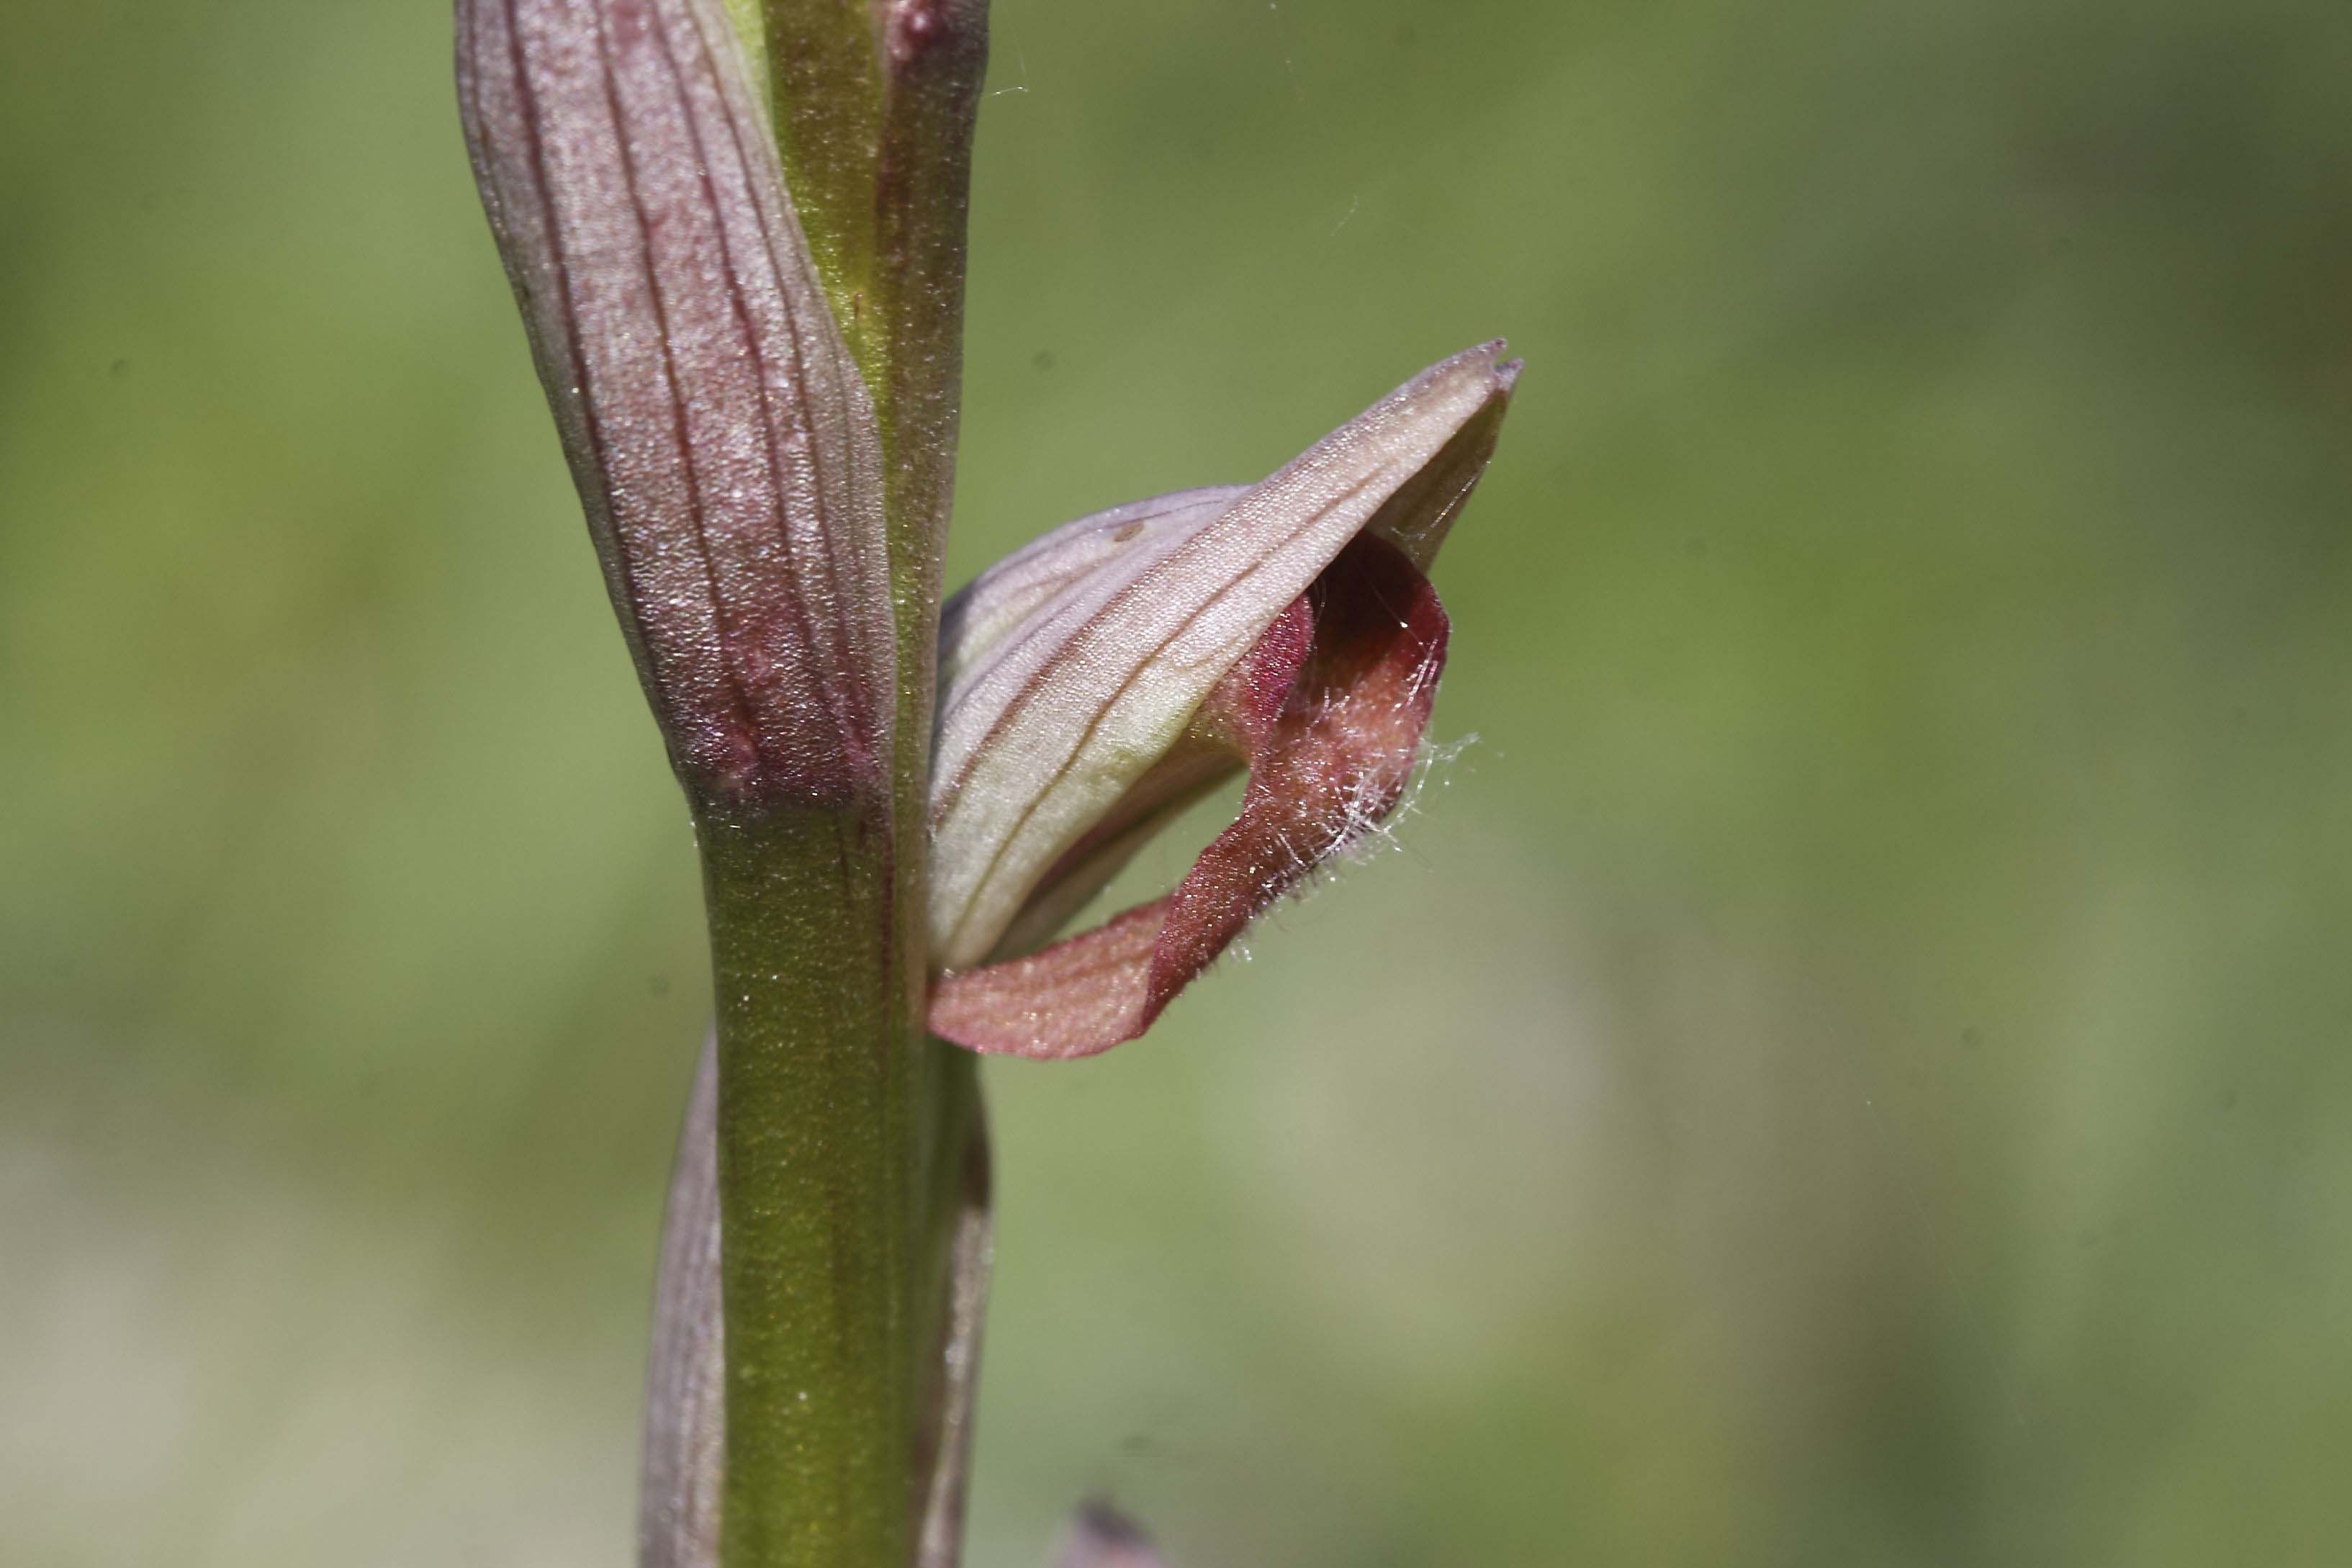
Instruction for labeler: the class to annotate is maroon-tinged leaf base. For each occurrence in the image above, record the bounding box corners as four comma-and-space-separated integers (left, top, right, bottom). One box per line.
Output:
928, 534, 1448, 1058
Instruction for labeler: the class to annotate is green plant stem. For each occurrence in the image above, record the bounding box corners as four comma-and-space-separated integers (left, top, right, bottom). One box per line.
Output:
700, 799, 922, 1568
698, 12, 991, 1567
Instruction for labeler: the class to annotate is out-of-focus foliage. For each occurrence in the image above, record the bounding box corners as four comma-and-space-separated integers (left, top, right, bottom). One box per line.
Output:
5, 1, 2350, 1564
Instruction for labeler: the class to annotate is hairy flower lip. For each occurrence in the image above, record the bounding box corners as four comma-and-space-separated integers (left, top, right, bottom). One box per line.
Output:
928, 529, 1451, 1058
925, 342, 1519, 975
457, 0, 898, 811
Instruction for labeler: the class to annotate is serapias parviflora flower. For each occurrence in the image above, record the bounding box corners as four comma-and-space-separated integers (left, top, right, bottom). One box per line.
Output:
630, 345, 1515, 1568
457, 0, 1516, 1056
926, 342, 1517, 1058
634, 344, 1516, 1567
459, 0, 1518, 1558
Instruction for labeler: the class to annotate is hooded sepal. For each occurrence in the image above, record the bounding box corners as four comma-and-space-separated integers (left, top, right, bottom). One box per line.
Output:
922, 344, 1515, 1060
929, 533, 1446, 1058
456, 0, 897, 811
927, 344, 1514, 972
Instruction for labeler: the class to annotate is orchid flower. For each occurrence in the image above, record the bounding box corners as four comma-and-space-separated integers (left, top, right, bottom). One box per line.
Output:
455, 0, 1515, 1563
925, 341, 1515, 1056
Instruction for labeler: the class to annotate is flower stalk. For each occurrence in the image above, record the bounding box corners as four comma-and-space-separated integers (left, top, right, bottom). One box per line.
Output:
456, 1, 983, 1564
455, 0, 1513, 1562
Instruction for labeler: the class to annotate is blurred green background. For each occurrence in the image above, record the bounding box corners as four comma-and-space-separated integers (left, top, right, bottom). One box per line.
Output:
6, 0, 2352, 1563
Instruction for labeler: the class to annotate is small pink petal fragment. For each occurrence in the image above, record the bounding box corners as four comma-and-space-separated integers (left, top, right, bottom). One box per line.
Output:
1050, 1502, 1172, 1568
929, 534, 1447, 1058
